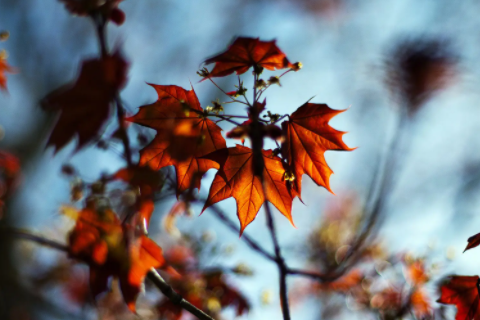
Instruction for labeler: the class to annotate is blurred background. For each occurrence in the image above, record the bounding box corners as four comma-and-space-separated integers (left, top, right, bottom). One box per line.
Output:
1, 0, 480, 319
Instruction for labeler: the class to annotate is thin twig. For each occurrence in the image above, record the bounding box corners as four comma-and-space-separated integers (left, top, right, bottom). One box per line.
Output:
331, 108, 409, 279
115, 95, 133, 167
208, 78, 248, 105
147, 269, 215, 320
205, 203, 276, 262
1, 228, 68, 252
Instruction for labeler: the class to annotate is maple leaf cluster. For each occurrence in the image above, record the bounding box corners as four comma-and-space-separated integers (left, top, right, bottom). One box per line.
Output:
40, 3, 354, 312
126, 36, 353, 234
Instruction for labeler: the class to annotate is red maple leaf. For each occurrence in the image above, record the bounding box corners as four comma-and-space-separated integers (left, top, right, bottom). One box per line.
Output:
127, 84, 226, 196
0, 151, 20, 217
59, 0, 126, 25
281, 102, 354, 195
204, 37, 294, 79
201, 145, 298, 234
464, 232, 480, 253
0, 57, 14, 91
437, 275, 480, 320
68, 207, 165, 312
42, 51, 128, 152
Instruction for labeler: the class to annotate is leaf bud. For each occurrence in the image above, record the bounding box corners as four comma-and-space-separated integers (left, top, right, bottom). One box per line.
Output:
0, 31, 9, 42
284, 171, 295, 182
90, 181, 105, 195
197, 67, 210, 78
268, 76, 281, 86
236, 82, 247, 96
70, 178, 84, 202
291, 62, 302, 71
233, 263, 253, 276
211, 100, 224, 114
255, 79, 267, 90
266, 111, 280, 123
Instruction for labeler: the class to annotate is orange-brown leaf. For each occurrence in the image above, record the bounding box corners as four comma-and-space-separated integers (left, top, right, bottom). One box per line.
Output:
437, 275, 480, 320
204, 37, 294, 79
67, 207, 165, 313
406, 260, 429, 285
282, 102, 354, 195
411, 288, 431, 319
202, 145, 296, 234
122, 236, 165, 312
127, 84, 226, 196
42, 51, 128, 152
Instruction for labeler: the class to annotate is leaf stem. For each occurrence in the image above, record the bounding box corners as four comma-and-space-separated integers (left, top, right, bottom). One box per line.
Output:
208, 78, 248, 105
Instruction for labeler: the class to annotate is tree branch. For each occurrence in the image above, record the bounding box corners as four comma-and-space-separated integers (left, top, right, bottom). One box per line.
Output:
264, 201, 291, 320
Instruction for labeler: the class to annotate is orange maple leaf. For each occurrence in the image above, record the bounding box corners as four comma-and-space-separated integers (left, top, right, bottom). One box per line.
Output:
42, 52, 128, 152
0, 57, 14, 91
204, 37, 294, 79
127, 84, 226, 196
281, 102, 354, 195
437, 275, 480, 320
68, 207, 164, 312
201, 145, 297, 234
